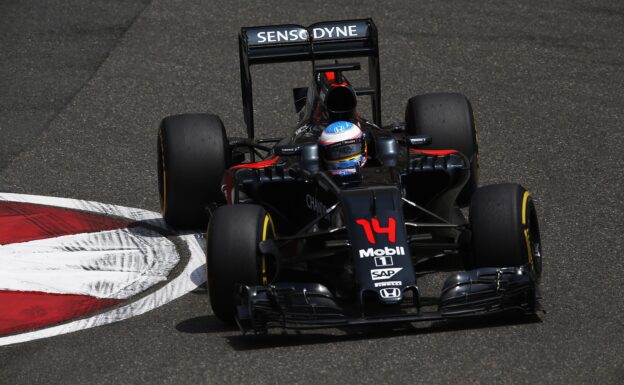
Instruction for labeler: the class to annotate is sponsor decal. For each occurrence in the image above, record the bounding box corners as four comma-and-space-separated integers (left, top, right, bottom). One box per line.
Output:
359, 246, 404, 258
305, 194, 327, 216
370, 267, 403, 280
379, 288, 401, 299
0, 193, 205, 346
324, 121, 352, 134
311, 25, 360, 39
355, 217, 396, 244
374, 281, 402, 288
374, 256, 393, 267
256, 28, 308, 44
247, 22, 368, 45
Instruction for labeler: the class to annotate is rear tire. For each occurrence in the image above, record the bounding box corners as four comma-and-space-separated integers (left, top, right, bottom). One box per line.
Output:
405, 92, 478, 207
469, 183, 542, 277
157, 113, 230, 229
206, 204, 275, 323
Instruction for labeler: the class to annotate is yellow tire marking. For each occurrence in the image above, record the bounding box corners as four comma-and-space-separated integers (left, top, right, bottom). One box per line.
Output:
261, 214, 275, 285
521, 191, 531, 225
521, 191, 534, 269
524, 228, 534, 269
262, 214, 273, 240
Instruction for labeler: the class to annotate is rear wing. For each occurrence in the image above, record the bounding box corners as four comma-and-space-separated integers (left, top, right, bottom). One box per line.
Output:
239, 19, 381, 139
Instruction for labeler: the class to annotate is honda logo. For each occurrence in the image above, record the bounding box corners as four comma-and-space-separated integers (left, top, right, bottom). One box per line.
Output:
379, 288, 401, 299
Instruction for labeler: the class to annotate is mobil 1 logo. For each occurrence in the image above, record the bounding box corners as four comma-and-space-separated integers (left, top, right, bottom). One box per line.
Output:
358, 246, 405, 259
374, 256, 393, 267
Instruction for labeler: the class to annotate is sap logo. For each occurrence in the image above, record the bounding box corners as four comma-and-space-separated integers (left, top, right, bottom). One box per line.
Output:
359, 247, 405, 258
379, 288, 401, 299
370, 268, 403, 280
256, 29, 307, 43
374, 281, 402, 288
312, 25, 359, 39
305, 194, 326, 216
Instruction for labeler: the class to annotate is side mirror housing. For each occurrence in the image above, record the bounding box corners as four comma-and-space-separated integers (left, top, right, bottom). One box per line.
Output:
376, 137, 398, 167
299, 143, 320, 173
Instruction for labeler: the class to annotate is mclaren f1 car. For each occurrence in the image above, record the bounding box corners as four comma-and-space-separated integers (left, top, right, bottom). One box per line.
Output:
156, 19, 542, 333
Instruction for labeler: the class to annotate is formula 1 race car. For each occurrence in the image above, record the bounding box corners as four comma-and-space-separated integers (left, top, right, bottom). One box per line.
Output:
156, 19, 542, 333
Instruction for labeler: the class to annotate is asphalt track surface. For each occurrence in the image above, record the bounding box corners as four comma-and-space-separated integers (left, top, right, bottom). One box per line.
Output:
1, 0, 623, 384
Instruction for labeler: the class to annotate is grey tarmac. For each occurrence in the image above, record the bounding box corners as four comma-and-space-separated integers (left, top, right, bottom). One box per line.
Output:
0, 0, 623, 384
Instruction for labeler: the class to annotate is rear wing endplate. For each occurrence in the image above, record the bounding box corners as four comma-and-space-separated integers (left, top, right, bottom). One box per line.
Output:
239, 19, 381, 139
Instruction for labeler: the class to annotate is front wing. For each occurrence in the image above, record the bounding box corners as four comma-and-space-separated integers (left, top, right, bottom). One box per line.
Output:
236, 266, 539, 334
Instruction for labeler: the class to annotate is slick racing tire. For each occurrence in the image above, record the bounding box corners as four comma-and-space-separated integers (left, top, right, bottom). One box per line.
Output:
469, 183, 542, 278
157, 113, 230, 229
405, 92, 478, 207
206, 204, 275, 324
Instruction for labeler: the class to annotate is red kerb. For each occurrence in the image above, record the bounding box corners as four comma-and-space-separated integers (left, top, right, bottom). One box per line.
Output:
0, 291, 122, 336
0, 201, 129, 245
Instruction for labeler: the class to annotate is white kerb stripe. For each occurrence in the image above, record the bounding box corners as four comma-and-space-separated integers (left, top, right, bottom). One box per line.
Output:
0, 228, 178, 299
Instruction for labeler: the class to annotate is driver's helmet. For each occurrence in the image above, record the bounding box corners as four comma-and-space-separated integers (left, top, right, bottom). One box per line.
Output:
319, 121, 367, 176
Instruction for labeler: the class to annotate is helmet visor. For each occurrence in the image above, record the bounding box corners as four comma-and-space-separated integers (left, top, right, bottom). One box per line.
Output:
322, 138, 365, 161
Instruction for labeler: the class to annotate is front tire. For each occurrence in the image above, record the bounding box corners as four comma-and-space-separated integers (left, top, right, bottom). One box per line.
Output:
157, 113, 230, 229
206, 204, 275, 323
469, 183, 542, 277
405, 92, 478, 207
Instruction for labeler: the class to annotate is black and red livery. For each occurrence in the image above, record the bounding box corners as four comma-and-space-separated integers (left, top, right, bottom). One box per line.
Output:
157, 19, 542, 333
